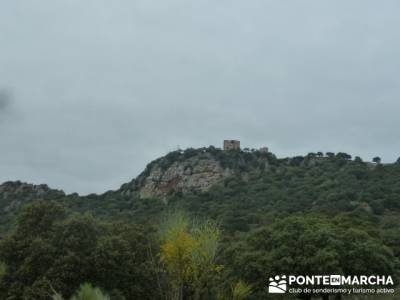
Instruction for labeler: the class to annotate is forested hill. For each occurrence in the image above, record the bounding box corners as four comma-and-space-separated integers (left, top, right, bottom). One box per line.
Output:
1, 148, 400, 229
1, 147, 400, 299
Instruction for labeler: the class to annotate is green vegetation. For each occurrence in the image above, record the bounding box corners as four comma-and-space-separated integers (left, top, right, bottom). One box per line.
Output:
227, 214, 396, 299
53, 283, 110, 300
158, 212, 222, 300
0, 202, 157, 299
0, 149, 399, 299
229, 281, 253, 300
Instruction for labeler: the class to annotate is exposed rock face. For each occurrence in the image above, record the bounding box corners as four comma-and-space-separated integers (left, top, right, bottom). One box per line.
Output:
138, 154, 232, 199
119, 147, 273, 200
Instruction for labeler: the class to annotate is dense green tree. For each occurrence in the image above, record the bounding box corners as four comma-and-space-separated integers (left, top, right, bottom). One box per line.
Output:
354, 156, 363, 163
230, 215, 397, 300
0, 262, 5, 281
326, 152, 335, 158
336, 152, 352, 160
0, 202, 158, 300
373, 156, 382, 164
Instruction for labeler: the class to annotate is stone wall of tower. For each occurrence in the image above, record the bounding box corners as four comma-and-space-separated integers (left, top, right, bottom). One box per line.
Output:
223, 140, 240, 150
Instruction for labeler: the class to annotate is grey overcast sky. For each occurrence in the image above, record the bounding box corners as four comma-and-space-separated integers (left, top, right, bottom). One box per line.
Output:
1, 1, 400, 194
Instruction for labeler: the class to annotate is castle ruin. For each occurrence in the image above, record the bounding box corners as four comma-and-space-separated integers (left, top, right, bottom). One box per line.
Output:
223, 140, 240, 150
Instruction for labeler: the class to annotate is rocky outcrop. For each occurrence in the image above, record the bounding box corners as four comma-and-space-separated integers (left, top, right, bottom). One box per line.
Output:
117, 147, 272, 200
136, 154, 232, 199
0, 181, 65, 213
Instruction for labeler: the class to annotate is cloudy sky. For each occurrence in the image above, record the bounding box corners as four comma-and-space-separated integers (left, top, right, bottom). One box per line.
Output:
1, 1, 400, 194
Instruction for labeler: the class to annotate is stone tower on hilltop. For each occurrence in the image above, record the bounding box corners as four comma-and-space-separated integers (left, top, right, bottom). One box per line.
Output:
223, 140, 240, 150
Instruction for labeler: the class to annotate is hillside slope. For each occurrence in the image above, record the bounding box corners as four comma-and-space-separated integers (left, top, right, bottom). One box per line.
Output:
1, 147, 400, 231
0, 181, 66, 231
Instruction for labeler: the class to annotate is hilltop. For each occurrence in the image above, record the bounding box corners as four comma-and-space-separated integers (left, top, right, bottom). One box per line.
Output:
1, 147, 400, 231
118, 146, 273, 200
